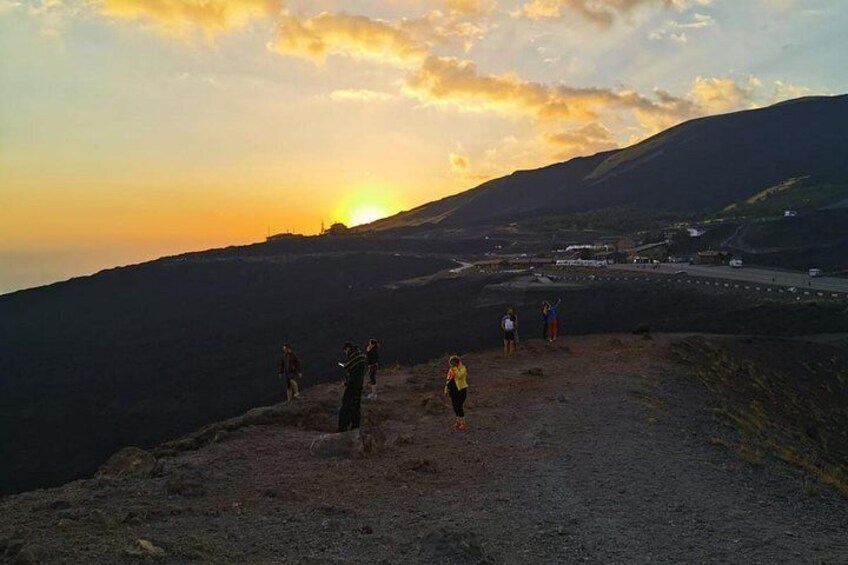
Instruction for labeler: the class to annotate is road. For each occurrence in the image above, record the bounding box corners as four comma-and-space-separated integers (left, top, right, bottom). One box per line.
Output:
609, 263, 848, 293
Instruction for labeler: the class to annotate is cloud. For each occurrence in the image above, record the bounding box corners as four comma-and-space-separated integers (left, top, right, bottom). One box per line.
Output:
770, 80, 812, 101
268, 6, 490, 66
95, 0, 283, 37
449, 152, 470, 172
687, 76, 758, 113
649, 12, 714, 43
519, 0, 709, 26
444, 0, 490, 15
399, 8, 488, 51
269, 11, 427, 66
402, 55, 689, 123
329, 88, 395, 103
545, 122, 619, 159
4, 0, 84, 36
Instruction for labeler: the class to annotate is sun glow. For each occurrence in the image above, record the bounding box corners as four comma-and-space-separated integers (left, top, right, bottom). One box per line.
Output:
348, 203, 389, 227
335, 184, 403, 227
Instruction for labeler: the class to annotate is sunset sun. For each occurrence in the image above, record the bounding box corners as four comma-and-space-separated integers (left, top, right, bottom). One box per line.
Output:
348, 203, 389, 227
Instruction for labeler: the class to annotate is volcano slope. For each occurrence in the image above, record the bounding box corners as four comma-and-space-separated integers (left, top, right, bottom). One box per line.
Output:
1, 334, 847, 564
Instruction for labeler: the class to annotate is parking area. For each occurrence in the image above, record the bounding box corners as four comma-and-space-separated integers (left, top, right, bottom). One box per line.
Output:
608, 263, 848, 294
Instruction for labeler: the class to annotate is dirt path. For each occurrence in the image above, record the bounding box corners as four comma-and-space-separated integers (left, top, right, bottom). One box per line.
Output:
1, 335, 846, 564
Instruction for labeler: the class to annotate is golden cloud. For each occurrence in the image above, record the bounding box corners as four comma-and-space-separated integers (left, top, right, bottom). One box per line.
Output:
402, 55, 683, 122
687, 76, 756, 114
96, 0, 283, 36
269, 11, 427, 65
545, 122, 619, 159
400, 9, 487, 49
445, 0, 489, 15
520, 0, 704, 26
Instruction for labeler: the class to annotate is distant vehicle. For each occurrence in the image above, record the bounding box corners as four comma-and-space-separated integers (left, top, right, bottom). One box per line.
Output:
729, 259, 744, 268
784, 210, 798, 218
633, 256, 651, 264
809, 268, 822, 278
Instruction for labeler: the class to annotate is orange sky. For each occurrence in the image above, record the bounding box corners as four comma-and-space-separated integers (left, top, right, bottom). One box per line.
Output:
1, 0, 843, 293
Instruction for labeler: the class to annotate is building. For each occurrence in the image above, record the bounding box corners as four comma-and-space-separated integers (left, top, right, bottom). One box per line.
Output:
627, 241, 669, 262
594, 236, 636, 252
695, 250, 731, 265
595, 251, 628, 264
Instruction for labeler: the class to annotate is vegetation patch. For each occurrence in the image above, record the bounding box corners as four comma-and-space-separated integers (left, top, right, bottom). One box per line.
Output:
673, 336, 848, 495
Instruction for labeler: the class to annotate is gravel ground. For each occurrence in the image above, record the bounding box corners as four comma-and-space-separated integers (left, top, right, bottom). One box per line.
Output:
1, 334, 846, 564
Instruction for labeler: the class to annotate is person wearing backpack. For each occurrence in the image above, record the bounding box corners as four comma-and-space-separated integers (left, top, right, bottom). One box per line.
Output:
501, 308, 517, 356
337, 342, 367, 432
443, 355, 469, 431
278, 343, 302, 402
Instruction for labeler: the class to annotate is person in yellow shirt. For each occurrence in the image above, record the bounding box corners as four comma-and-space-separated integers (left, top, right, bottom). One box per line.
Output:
444, 355, 469, 431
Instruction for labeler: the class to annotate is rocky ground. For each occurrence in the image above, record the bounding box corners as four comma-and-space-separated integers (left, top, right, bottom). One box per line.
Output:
2, 334, 847, 564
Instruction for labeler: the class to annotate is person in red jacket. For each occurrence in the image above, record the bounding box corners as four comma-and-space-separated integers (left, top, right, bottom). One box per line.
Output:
278, 343, 302, 402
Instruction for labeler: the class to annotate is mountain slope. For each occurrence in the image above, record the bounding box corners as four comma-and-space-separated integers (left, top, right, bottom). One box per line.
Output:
371, 94, 848, 229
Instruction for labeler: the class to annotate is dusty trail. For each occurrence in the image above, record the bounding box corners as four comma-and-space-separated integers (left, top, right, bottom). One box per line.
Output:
1, 335, 847, 564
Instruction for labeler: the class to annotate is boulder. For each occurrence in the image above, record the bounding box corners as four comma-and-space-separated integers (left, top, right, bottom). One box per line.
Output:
309, 430, 365, 459
124, 539, 167, 560
97, 447, 157, 480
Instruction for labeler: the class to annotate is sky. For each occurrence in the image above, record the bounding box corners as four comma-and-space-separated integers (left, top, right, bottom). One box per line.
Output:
1, 0, 846, 293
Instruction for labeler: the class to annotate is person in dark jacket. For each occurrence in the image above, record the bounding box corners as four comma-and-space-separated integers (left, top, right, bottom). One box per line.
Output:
337, 342, 367, 432
365, 338, 380, 400
278, 343, 302, 402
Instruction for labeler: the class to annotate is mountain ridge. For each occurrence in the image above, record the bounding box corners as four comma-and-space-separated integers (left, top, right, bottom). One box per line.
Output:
367, 94, 848, 230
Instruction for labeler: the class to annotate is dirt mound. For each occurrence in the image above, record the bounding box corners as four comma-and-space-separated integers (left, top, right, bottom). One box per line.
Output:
97, 447, 158, 480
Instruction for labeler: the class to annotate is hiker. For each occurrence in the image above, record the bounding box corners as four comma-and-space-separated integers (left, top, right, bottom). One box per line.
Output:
542, 301, 549, 340
337, 342, 367, 432
545, 298, 562, 342
501, 308, 517, 356
278, 343, 302, 402
443, 355, 469, 431
366, 338, 380, 400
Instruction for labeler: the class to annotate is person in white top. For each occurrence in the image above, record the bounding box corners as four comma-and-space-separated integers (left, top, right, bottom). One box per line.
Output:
501, 308, 518, 356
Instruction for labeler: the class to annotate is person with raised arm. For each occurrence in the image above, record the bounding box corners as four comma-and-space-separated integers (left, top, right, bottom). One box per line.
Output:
444, 355, 469, 431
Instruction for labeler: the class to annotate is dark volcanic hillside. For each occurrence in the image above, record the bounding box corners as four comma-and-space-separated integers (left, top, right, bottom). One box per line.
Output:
371, 95, 848, 229
0, 243, 504, 495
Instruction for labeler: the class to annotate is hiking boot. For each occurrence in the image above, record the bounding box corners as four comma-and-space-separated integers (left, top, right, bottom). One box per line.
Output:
457, 420, 468, 431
